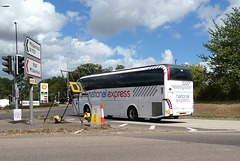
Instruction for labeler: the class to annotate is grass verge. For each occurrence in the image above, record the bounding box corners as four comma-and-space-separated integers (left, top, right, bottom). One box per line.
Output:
193, 103, 240, 119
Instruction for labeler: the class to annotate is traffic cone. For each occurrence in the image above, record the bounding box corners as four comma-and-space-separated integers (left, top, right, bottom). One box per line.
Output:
100, 104, 105, 126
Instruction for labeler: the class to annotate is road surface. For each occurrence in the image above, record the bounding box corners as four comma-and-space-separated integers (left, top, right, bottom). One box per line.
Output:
0, 132, 239, 161
0, 106, 239, 161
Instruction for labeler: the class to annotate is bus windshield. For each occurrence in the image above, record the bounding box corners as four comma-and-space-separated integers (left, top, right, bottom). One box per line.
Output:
168, 65, 192, 81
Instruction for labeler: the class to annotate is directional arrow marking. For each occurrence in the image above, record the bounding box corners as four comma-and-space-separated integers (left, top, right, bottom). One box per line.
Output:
25, 58, 29, 73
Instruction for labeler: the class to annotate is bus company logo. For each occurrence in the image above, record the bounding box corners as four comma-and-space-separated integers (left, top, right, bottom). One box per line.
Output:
88, 90, 107, 98
108, 90, 130, 99
88, 90, 130, 99
176, 94, 190, 103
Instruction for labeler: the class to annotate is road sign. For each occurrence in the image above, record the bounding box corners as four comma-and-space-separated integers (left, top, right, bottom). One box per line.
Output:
25, 37, 41, 59
40, 83, 48, 103
13, 109, 22, 121
29, 78, 37, 85
22, 101, 40, 106
69, 82, 82, 93
25, 57, 41, 78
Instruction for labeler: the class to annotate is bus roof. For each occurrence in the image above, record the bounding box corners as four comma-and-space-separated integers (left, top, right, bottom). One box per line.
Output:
81, 64, 190, 79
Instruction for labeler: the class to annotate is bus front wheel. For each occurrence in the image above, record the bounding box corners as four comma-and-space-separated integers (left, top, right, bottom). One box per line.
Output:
127, 106, 138, 120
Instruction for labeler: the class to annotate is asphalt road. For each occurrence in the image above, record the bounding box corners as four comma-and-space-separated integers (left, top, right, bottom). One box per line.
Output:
0, 133, 239, 161
0, 106, 239, 161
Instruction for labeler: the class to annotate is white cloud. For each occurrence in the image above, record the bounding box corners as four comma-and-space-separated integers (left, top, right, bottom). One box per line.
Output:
0, 0, 67, 78
172, 33, 181, 39
160, 49, 174, 64
67, 11, 79, 19
0, 0, 178, 79
194, 4, 222, 31
85, 0, 208, 37
66, 10, 87, 23
195, 0, 240, 32
104, 46, 158, 68
36, 35, 162, 78
0, 0, 67, 41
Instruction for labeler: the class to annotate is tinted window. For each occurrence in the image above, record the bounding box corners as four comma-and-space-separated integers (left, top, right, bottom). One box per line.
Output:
169, 66, 192, 81
81, 68, 164, 90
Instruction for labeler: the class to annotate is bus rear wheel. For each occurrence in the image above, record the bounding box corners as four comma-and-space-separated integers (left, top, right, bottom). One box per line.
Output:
84, 105, 91, 114
127, 106, 138, 120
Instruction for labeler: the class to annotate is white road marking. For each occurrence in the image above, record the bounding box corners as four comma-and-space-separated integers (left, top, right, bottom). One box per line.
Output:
186, 127, 239, 133
186, 127, 198, 132
195, 130, 239, 133
74, 129, 84, 134
118, 123, 128, 127
149, 125, 156, 130
66, 118, 76, 121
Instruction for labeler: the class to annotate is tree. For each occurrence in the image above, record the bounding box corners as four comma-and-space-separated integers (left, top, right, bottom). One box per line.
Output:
18, 77, 31, 101
115, 64, 125, 70
73, 63, 103, 79
103, 67, 113, 72
187, 64, 208, 101
199, 7, 240, 101
0, 77, 13, 99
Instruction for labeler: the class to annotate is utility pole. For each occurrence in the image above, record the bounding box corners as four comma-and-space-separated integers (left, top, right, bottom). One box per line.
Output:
14, 22, 18, 109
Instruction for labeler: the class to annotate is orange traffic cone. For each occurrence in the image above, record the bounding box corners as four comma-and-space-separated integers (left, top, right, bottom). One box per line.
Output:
100, 104, 105, 126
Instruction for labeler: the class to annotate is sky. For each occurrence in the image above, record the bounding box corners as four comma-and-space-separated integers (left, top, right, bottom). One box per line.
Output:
0, 0, 239, 79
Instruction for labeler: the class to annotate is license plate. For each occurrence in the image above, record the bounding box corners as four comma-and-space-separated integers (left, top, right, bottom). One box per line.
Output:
179, 113, 186, 115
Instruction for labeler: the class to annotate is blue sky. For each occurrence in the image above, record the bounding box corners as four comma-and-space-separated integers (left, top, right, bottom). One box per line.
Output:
0, 0, 239, 79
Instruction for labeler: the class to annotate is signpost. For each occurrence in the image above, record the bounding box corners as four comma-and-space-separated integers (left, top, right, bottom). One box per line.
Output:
24, 36, 41, 125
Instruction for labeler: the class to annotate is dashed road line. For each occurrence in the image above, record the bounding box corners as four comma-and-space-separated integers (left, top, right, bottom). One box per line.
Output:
149, 125, 156, 130
118, 123, 128, 127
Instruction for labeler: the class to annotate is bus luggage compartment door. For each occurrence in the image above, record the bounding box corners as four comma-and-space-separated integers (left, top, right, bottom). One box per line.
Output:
152, 102, 163, 116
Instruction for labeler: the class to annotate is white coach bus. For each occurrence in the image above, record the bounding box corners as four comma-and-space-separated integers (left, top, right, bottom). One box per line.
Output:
73, 64, 193, 121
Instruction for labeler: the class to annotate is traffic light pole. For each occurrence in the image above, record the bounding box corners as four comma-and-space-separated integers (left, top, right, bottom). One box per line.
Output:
14, 70, 18, 109
14, 22, 18, 110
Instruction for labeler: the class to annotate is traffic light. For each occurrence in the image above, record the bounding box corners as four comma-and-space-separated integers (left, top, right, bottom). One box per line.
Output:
2, 55, 12, 74
16, 55, 24, 76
